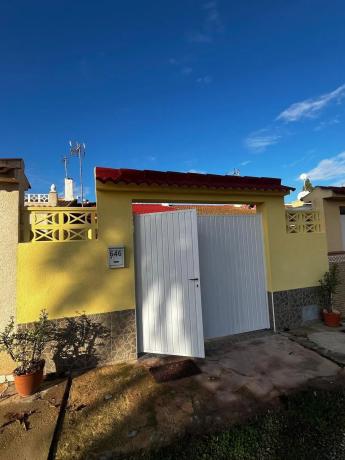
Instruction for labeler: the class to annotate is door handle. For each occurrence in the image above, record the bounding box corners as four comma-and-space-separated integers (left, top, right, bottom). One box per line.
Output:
188, 278, 199, 281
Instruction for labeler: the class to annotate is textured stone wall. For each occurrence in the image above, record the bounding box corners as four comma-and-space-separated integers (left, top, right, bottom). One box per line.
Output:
0, 189, 19, 375
329, 254, 345, 317
268, 287, 319, 331
20, 309, 137, 374
0, 189, 19, 331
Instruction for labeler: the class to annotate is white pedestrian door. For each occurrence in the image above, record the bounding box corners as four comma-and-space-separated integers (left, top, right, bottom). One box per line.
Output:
197, 214, 270, 338
135, 210, 205, 358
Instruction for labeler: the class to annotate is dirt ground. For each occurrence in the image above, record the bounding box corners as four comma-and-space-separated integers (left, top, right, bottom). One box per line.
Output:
0, 377, 68, 460
56, 333, 344, 460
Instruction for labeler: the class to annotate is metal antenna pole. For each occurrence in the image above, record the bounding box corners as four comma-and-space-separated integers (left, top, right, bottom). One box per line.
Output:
62, 155, 68, 179
79, 151, 83, 206
69, 141, 86, 206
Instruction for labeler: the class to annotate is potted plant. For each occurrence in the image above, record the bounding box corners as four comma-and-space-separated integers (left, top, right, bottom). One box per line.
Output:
318, 265, 341, 327
0, 310, 53, 396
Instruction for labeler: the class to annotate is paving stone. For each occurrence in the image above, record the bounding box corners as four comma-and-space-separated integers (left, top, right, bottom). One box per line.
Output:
308, 331, 345, 356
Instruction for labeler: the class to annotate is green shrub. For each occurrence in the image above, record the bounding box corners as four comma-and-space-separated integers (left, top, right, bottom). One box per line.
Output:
318, 264, 340, 312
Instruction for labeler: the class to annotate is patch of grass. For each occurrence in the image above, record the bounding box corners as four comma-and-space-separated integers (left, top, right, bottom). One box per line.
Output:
124, 387, 345, 460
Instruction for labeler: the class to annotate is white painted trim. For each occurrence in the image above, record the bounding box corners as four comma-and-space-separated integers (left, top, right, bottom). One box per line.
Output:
271, 292, 277, 332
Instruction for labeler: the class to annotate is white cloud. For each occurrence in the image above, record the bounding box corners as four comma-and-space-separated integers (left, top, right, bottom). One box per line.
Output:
301, 151, 345, 181
189, 1, 223, 44
314, 116, 341, 131
277, 84, 345, 123
196, 75, 212, 85
245, 84, 345, 153
245, 129, 281, 152
181, 67, 193, 75
168, 58, 194, 79
189, 32, 213, 43
240, 160, 251, 166
188, 169, 206, 174
203, 1, 223, 30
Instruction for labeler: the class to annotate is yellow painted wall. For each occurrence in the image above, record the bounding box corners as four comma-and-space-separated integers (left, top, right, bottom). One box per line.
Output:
258, 197, 328, 291
16, 180, 329, 324
16, 239, 135, 324
323, 200, 345, 253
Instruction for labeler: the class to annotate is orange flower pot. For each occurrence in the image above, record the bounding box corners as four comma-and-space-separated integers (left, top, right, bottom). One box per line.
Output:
323, 310, 341, 328
14, 361, 45, 397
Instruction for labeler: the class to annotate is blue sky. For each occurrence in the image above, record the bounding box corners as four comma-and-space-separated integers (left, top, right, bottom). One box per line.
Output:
2, 0, 345, 200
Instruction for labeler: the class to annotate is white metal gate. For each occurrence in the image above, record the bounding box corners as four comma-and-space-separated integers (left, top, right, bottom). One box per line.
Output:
134, 210, 205, 358
197, 214, 270, 338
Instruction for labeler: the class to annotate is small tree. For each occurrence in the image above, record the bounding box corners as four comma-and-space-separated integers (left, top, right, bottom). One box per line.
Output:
0, 310, 53, 375
303, 178, 314, 192
318, 265, 340, 313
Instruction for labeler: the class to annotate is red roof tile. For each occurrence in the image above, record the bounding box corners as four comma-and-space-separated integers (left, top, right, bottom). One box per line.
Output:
96, 168, 294, 193
132, 204, 178, 214
318, 186, 345, 195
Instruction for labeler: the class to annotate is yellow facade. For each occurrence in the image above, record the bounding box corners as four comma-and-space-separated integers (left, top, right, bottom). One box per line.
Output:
16, 178, 329, 324
323, 200, 344, 253
16, 240, 135, 323
305, 187, 345, 253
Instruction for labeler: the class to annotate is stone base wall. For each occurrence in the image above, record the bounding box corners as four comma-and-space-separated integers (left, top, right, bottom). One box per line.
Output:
268, 287, 319, 331
19, 309, 137, 374
329, 254, 345, 317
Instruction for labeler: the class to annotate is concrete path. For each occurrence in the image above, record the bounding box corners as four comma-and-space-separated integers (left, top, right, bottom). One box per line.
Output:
198, 333, 341, 402
309, 331, 345, 354
0, 377, 68, 460
288, 321, 345, 366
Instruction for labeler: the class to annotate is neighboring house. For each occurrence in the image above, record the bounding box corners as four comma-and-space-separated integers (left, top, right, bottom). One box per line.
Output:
302, 186, 345, 254
25, 178, 79, 207
0, 159, 30, 375
302, 186, 345, 315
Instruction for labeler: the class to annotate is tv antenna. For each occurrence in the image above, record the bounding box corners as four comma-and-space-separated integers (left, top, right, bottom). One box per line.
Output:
61, 155, 69, 179
69, 141, 86, 206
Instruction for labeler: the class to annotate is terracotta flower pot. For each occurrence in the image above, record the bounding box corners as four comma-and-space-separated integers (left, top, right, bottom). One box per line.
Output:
323, 310, 341, 328
14, 361, 45, 397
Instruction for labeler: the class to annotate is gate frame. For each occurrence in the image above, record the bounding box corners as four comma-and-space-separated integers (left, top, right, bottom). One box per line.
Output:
95, 173, 329, 342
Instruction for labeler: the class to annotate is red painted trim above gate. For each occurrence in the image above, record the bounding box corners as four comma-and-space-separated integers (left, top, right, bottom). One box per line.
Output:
96, 167, 294, 194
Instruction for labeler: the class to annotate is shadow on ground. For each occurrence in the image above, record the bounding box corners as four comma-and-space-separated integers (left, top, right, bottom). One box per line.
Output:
55, 334, 345, 460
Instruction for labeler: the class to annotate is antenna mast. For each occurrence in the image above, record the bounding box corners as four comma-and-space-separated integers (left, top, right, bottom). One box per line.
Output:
69, 141, 86, 206
61, 155, 69, 179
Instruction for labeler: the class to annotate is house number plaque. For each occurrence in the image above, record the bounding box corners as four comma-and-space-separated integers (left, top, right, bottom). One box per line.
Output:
108, 246, 125, 268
